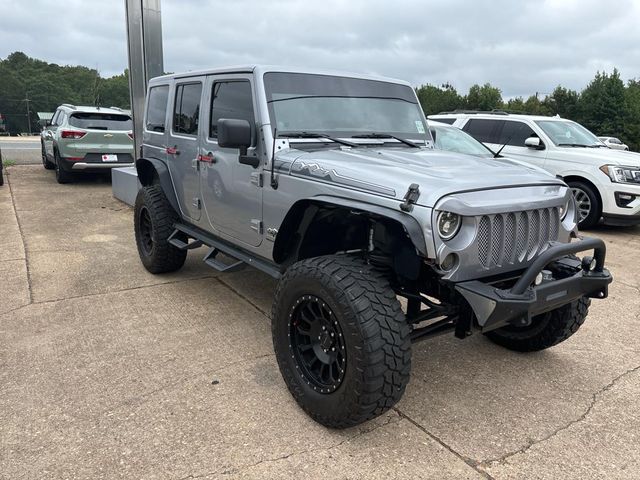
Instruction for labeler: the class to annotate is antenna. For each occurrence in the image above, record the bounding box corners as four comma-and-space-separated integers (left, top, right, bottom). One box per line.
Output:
270, 128, 278, 189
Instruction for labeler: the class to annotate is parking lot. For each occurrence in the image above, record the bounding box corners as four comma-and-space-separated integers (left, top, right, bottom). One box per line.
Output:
1, 165, 639, 479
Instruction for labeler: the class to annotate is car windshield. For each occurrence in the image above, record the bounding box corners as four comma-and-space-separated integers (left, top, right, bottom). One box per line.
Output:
535, 120, 601, 147
69, 112, 132, 131
431, 124, 493, 156
263, 72, 431, 143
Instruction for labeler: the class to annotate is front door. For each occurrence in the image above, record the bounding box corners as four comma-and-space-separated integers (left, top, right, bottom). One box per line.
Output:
199, 75, 263, 247
167, 79, 204, 221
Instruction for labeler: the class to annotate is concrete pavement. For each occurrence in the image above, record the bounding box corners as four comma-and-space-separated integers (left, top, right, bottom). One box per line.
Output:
1, 165, 639, 479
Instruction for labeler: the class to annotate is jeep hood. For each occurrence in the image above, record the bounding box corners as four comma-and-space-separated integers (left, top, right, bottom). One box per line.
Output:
285, 147, 562, 208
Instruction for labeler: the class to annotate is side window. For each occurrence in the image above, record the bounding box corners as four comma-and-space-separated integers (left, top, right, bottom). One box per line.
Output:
496, 121, 536, 147
173, 82, 203, 136
146, 85, 170, 132
51, 110, 61, 126
432, 118, 455, 125
462, 119, 503, 143
58, 112, 66, 126
210, 81, 254, 140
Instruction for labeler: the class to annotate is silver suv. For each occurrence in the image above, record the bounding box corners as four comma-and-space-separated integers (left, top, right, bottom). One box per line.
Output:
134, 66, 612, 428
41, 105, 134, 183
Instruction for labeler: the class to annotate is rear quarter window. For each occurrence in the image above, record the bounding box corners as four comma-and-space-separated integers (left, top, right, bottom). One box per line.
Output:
69, 113, 132, 131
146, 85, 170, 132
432, 118, 456, 125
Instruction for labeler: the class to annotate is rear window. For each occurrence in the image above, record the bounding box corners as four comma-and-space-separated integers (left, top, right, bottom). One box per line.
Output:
69, 112, 132, 131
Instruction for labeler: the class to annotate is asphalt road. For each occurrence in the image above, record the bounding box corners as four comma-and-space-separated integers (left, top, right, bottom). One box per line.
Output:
1, 165, 639, 479
0, 136, 42, 165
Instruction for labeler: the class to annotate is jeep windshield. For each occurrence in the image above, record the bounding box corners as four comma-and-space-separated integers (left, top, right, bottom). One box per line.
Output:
535, 120, 604, 148
264, 72, 431, 145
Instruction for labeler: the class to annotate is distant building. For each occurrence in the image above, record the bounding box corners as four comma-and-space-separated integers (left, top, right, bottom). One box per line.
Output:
37, 112, 54, 129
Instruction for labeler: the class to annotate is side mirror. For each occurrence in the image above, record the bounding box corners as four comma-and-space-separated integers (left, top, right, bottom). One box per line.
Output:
217, 118, 258, 168
525, 136, 544, 150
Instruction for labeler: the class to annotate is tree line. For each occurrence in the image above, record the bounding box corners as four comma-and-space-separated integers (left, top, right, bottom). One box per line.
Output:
417, 69, 640, 151
1, 51, 638, 151
0, 52, 129, 134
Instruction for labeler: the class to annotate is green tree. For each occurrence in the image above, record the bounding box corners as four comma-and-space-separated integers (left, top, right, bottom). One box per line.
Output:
543, 86, 580, 119
465, 83, 503, 111
578, 69, 626, 137
415, 83, 464, 115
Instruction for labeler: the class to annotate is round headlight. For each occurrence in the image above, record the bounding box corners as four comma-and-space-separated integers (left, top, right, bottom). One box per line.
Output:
437, 211, 461, 240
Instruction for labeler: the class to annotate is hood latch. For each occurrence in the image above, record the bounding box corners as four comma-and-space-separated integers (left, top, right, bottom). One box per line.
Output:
400, 183, 420, 212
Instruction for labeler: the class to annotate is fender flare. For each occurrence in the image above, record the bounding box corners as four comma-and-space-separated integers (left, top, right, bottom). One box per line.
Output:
136, 158, 181, 214
273, 196, 428, 263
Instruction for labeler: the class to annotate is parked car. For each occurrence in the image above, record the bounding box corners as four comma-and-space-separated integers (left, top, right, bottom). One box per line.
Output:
429, 120, 560, 179
132, 66, 612, 428
0, 113, 8, 136
598, 136, 629, 151
41, 105, 134, 183
429, 112, 640, 228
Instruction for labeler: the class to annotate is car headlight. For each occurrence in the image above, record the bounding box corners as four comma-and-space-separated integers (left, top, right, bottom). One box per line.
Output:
437, 211, 461, 240
600, 165, 640, 184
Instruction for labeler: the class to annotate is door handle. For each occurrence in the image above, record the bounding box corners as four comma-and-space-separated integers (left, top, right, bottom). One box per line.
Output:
166, 146, 179, 155
198, 152, 216, 164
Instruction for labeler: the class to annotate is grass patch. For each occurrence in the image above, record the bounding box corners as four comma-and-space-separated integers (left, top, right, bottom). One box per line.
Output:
2, 159, 16, 167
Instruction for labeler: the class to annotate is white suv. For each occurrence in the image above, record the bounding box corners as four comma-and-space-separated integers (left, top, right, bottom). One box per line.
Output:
598, 136, 630, 151
429, 112, 640, 228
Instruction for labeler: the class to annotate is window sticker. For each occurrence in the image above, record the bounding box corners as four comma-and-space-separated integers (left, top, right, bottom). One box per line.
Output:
415, 121, 425, 134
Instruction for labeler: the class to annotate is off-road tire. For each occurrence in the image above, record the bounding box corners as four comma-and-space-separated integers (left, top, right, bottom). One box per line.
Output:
54, 150, 73, 184
272, 254, 411, 428
42, 142, 54, 170
134, 184, 187, 274
485, 297, 590, 352
568, 181, 600, 229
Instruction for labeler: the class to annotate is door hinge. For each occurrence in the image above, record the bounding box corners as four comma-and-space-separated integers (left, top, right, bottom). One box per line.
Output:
192, 197, 201, 209
250, 172, 263, 187
250, 219, 263, 234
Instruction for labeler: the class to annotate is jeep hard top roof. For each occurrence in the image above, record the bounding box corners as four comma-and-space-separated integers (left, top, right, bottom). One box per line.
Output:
149, 65, 412, 88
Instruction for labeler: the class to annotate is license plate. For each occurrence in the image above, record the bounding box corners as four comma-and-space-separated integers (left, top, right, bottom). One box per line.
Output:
101, 154, 118, 162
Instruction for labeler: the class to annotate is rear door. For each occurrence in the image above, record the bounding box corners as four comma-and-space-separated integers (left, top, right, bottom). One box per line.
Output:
199, 75, 263, 247
168, 78, 205, 222
44, 109, 62, 158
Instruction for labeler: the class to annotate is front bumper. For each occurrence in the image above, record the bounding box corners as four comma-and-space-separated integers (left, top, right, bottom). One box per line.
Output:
455, 237, 612, 332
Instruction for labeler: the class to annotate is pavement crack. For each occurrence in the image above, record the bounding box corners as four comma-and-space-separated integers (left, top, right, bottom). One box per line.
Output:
216, 277, 270, 316
6, 173, 33, 304
393, 408, 495, 480
479, 364, 640, 469
616, 280, 640, 294
199, 413, 401, 477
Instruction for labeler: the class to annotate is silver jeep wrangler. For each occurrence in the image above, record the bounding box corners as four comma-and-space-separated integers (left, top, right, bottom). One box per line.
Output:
133, 66, 612, 428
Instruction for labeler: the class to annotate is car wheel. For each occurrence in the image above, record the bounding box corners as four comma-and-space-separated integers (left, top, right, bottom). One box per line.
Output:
134, 184, 187, 274
485, 297, 590, 352
272, 254, 411, 428
54, 150, 73, 184
41, 142, 55, 170
568, 181, 600, 229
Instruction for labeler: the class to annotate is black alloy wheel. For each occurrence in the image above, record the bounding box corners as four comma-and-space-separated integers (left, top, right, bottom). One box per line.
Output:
289, 295, 346, 394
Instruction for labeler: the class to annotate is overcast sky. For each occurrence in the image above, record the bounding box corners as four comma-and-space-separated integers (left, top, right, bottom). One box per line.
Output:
1, 0, 638, 98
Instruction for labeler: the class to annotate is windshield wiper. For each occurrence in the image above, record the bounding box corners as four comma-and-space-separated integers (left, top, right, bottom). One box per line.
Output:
351, 133, 420, 148
278, 131, 357, 148
557, 143, 589, 148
